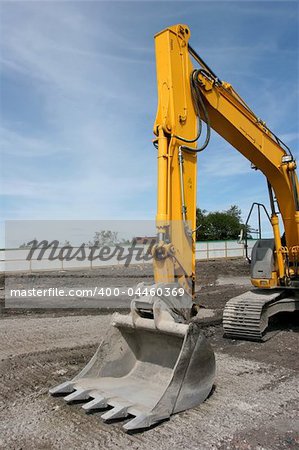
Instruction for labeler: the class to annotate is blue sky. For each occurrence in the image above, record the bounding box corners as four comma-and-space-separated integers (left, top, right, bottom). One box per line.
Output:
1, 1, 298, 244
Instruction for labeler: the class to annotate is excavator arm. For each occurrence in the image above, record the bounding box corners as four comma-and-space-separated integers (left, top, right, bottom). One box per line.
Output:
152, 24, 198, 298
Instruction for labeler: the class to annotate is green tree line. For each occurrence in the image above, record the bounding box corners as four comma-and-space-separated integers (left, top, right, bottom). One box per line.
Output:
196, 205, 245, 241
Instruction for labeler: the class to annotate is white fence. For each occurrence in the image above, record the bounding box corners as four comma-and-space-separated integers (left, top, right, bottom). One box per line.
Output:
196, 240, 256, 260
0, 240, 256, 273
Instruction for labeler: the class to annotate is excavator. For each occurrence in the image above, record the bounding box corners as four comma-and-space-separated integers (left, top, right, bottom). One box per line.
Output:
50, 25, 298, 430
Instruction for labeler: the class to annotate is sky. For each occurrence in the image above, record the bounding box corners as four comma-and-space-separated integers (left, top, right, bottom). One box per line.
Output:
1, 0, 298, 245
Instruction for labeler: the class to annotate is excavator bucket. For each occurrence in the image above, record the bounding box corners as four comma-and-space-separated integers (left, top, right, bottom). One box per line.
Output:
50, 310, 215, 431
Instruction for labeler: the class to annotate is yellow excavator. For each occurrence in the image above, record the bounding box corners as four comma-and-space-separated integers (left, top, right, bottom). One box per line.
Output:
50, 25, 298, 430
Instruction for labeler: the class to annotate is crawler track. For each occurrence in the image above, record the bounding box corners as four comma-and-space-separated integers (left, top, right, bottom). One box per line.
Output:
223, 289, 299, 341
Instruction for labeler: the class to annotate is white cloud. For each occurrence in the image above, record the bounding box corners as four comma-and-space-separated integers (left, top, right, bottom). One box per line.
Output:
200, 149, 251, 178
0, 126, 67, 157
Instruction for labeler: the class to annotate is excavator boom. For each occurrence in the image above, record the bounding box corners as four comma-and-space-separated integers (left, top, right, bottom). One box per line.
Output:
184, 35, 299, 338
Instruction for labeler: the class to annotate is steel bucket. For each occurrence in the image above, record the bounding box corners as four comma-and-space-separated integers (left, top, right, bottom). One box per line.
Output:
50, 312, 215, 431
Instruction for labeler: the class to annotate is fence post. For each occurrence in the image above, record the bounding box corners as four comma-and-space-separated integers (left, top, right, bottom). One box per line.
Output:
207, 242, 209, 261
225, 241, 228, 259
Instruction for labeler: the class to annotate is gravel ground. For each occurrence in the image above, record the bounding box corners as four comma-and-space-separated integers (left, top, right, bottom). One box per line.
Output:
0, 259, 298, 450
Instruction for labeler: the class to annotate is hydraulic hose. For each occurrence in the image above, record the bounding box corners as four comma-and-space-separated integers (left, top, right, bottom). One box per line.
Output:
179, 70, 211, 153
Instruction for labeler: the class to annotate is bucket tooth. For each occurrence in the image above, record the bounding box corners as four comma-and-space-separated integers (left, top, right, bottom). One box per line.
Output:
64, 388, 90, 403
82, 396, 108, 412
123, 413, 158, 431
101, 405, 129, 421
49, 381, 74, 395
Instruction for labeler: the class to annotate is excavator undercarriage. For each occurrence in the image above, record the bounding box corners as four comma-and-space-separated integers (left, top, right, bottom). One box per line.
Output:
223, 289, 299, 341
224, 239, 299, 340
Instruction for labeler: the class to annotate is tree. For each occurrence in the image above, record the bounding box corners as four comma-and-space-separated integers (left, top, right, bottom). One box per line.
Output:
196, 205, 244, 241
88, 230, 119, 246
226, 205, 242, 221
195, 208, 210, 241
60, 240, 71, 247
